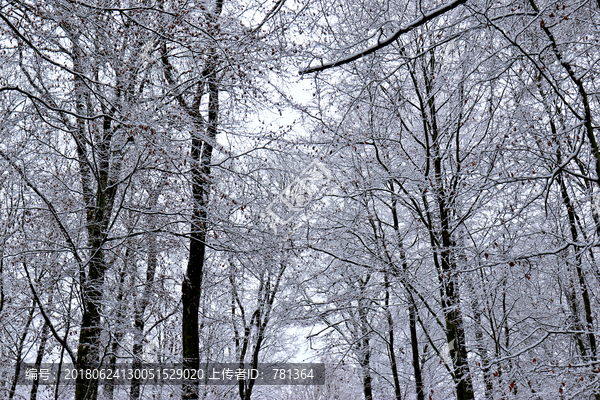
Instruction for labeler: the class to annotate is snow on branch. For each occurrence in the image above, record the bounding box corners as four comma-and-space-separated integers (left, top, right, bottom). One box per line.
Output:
298, 0, 468, 75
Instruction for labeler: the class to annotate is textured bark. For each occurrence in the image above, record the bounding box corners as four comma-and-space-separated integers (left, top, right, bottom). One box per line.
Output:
170, 3, 222, 395
410, 49, 474, 399
131, 189, 161, 400
70, 27, 122, 399
181, 71, 218, 400
358, 296, 373, 400
384, 272, 402, 400
470, 278, 493, 399
9, 301, 35, 400
232, 262, 286, 400
390, 190, 424, 400
30, 318, 50, 400
104, 260, 129, 400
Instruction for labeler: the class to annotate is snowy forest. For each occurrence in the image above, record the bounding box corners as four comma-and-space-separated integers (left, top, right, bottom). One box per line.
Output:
0, 0, 599, 399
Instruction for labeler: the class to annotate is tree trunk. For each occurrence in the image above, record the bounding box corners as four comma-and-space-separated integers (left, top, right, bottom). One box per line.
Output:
390, 189, 424, 400
470, 277, 493, 399
406, 52, 474, 398
131, 192, 161, 400
104, 258, 129, 400
384, 272, 402, 400
30, 318, 50, 400
70, 32, 120, 400
181, 35, 220, 400
9, 301, 35, 400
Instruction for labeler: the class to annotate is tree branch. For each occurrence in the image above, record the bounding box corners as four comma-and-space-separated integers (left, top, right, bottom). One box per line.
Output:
298, 0, 468, 75
0, 149, 84, 267
23, 263, 77, 364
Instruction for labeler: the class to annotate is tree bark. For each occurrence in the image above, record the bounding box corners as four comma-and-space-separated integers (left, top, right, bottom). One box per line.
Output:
104, 258, 129, 400
30, 318, 50, 400
179, 13, 221, 396
390, 188, 424, 400
412, 49, 474, 399
9, 301, 35, 400
131, 186, 162, 400
384, 272, 403, 400
70, 30, 121, 400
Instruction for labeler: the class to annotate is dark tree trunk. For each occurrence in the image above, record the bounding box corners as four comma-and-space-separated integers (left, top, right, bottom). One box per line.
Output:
181, 34, 220, 400
70, 34, 121, 400
233, 263, 285, 400
9, 301, 35, 400
406, 48, 474, 399
104, 259, 128, 400
384, 272, 402, 400
390, 191, 425, 400
131, 193, 161, 400
75, 250, 108, 400
30, 318, 50, 400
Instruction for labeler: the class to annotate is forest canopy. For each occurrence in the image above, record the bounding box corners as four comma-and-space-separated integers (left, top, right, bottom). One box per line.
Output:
1, 0, 600, 399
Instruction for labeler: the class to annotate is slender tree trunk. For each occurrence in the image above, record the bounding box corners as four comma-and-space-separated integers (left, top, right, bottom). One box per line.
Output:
75, 249, 108, 400
557, 149, 597, 359
181, 88, 217, 400
9, 300, 35, 400
384, 272, 402, 400
70, 33, 120, 400
55, 285, 75, 400
131, 194, 161, 400
0, 239, 5, 316
390, 189, 424, 400
470, 279, 493, 399
158, 4, 222, 397
71, 33, 101, 400
30, 318, 50, 400
232, 263, 285, 400
181, 29, 220, 400
358, 297, 373, 400
104, 258, 129, 400
555, 150, 600, 399
419, 51, 474, 399
439, 259, 473, 400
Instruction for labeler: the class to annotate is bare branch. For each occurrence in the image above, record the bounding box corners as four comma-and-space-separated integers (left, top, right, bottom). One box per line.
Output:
0, 149, 84, 267
0, 86, 114, 121
23, 263, 77, 364
298, 0, 467, 75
